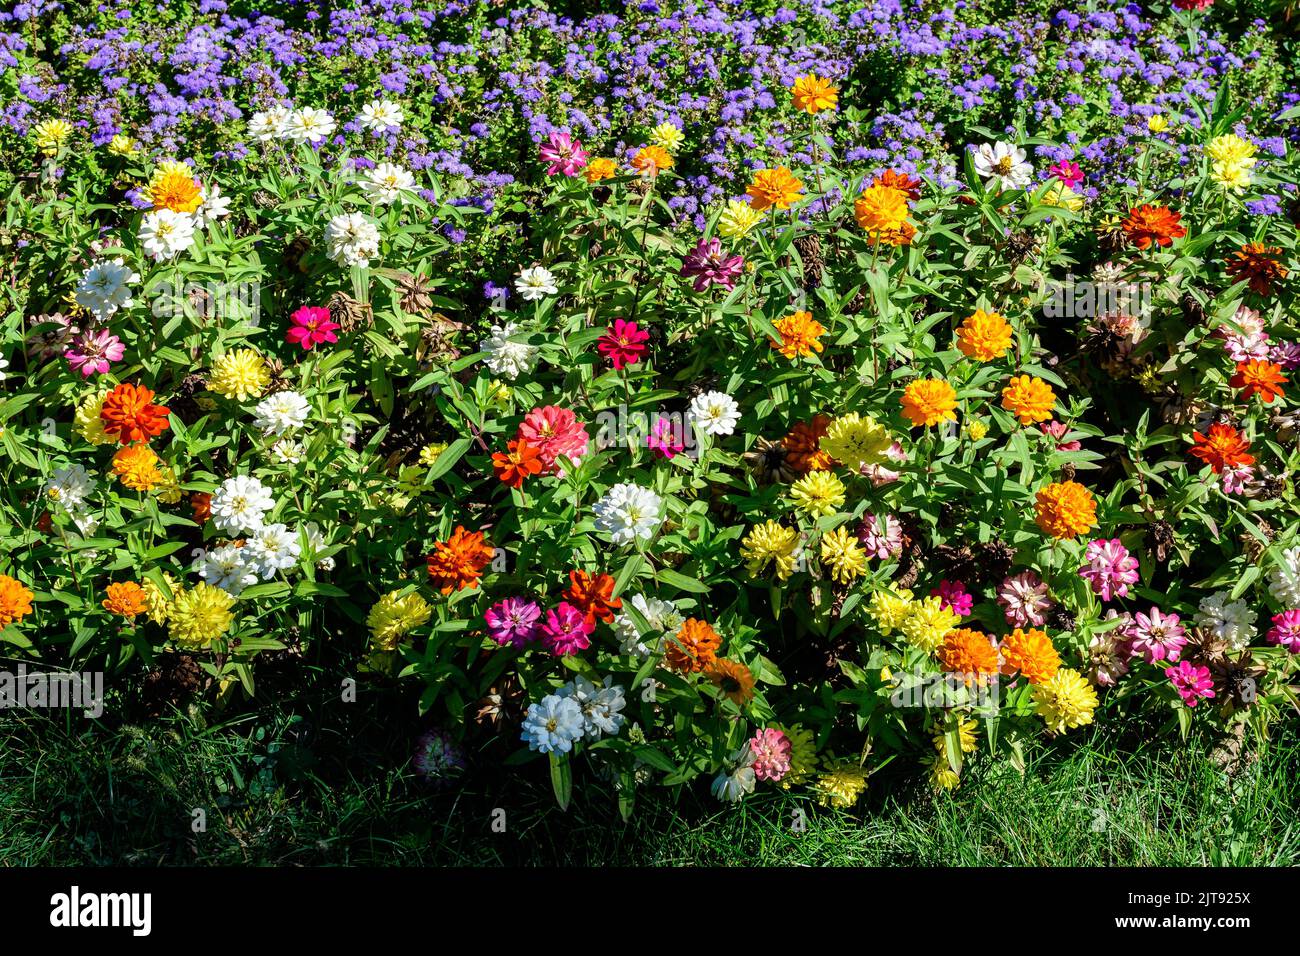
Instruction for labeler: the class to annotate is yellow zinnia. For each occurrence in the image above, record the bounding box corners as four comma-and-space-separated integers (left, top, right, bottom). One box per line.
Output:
740, 520, 800, 581
789, 470, 845, 517
207, 348, 271, 401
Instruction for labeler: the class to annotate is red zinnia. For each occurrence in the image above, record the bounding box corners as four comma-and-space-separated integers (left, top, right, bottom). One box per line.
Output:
1226, 243, 1288, 296
596, 318, 650, 371
1189, 423, 1254, 474
491, 439, 543, 488
1231, 359, 1287, 404
561, 570, 623, 624
100, 383, 171, 445
1121, 204, 1186, 250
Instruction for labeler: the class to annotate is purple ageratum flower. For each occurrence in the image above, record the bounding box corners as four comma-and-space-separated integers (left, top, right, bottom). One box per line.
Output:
1078, 538, 1139, 602
538, 130, 588, 176
1166, 661, 1215, 708
1267, 609, 1300, 653
1129, 606, 1187, 663
484, 596, 541, 648
679, 237, 743, 293
857, 513, 902, 559
65, 328, 125, 377
997, 571, 1052, 628
539, 601, 594, 656
929, 579, 973, 617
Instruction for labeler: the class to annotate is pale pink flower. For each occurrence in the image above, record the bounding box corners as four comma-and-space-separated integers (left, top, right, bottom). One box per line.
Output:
748, 728, 792, 782
997, 571, 1052, 627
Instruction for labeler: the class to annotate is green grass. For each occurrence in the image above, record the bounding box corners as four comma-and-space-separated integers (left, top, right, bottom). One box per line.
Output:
2, 692, 1298, 865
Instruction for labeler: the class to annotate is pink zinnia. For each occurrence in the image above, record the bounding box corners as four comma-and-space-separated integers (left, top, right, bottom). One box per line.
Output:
517, 405, 590, 473
1049, 160, 1083, 187
930, 579, 973, 617
1270, 342, 1300, 370
1129, 606, 1186, 663
646, 416, 685, 459
539, 601, 594, 656
1267, 609, 1300, 653
484, 597, 541, 648
1220, 464, 1257, 497
1173, 0, 1213, 9
286, 306, 340, 351
65, 328, 125, 377
1039, 420, 1081, 452
748, 728, 792, 782
1078, 538, 1140, 602
857, 513, 902, 559
538, 131, 588, 177
997, 571, 1052, 627
680, 237, 744, 292
597, 318, 649, 370
1166, 661, 1215, 707
862, 441, 906, 486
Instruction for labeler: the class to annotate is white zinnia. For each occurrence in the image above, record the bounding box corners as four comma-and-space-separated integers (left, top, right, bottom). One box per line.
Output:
592, 482, 663, 545
557, 675, 627, 740
479, 321, 538, 381
688, 390, 740, 437
197, 544, 258, 595
1268, 546, 1300, 608
359, 99, 404, 133
359, 162, 417, 205
45, 464, 96, 511
75, 258, 139, 319
192, 183, 232, 230
248, 106, 292, 143
324, 212, 380, 268
613, 593, 681, 657
243, 522, 302, 579
271, 439, 305, 464
210, 475, 275, 534
515, 266, 558, 301
1194, 591, 1258, 651
138, 209, 196, 261
252, 390, 310, 436
520, 695, 585, 754
972, 141, 1033, 191
283, 106, 336, 144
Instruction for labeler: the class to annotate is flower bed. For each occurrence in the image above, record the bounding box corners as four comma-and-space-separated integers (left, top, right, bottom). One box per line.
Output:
2, 0, 1299, 810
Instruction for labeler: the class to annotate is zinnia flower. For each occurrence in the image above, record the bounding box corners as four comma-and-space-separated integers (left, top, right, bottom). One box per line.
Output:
746, 166, 804, 211
972, 141, 1032, 191
791, 74, 838, 114
646, 417, 685, 458
664, 618, 722, 673
938, 628, 1000, 685
997, 571, 1052, 627
561, 570, 623, 625
1188, 423, 1254, 474
286, 306, 340, 350
592, 483, 663, 544
65, 329, 125, 377
1266, 610, 1300, 654
491, 439, 544, 489
707, 658, 755, 706
1001, 374, 1056, 425
538, 130, 588, 176
1078, 538, 1140, 601
1033, 669, 1098, 733
630, 145, 673, 177
900, 596, 958, 652
770, 310, 826, 359
749, 728, 792, 781
0, 575, 34, 627
782, 415, 834, 472
820, 526, 867, 584
111, 445, 163, 491
484, 597, 542, 648
956, 309, 1013, 361
1034, 481, 1097, 540
741, 520, 800, 580
1226, 243, 1288, 296
853, 182, 913, 245
102, 581, 148, 619
583, 157, 617, 183
426, 526, 495, 594
146, 164, 203, 214
1231, 359, 1287, 403
1000, 627, 1061, 683
596, 318, 649, 370
680, 237, 744, 292
517, 405, 589, 473
930, 579, 973, 617
539, 601, 594, 656
1130, 607, 1186, 663
100, 383, 170, 445
1166, 661, 1215, 707
1121, 204, 1186, 250
167, 582, 235, 648
789, 470, 845, 517
367, 590, 432, 651
208, 348, 271, 401
900, 378, 958, 428
820, 413, 891, 471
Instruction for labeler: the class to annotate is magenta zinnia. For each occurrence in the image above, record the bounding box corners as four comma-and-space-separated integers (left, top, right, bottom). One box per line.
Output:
538, 130, 588, 177
596, 318, 649, 370
680, 237, 744, 292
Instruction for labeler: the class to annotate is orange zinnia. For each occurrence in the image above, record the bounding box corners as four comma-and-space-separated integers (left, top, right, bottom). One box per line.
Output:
938, 628, 1000, 686
707, 658, 756, 705
491, 439, 543, 489
1231, 359, 1287, 403
0, 574, 34, 628
664, 617, 722, 674
1226, 242, 1288, 296
872, 169, 923, 201
191, 491, 212, 525
791, 74, 838, 114
770, 310, 826, 359
561, 570, 623, 624
782, 414, 835, 473
999, 627, 1061, 684
630, 145, 673, 177
101, 383, 171, 445
900, 378, 958, 428
1120, 204, 1186, 250
1189, 422, 1254, 474
426, 526, 495, 594
746, 166, 804, 211
1001, 374, 1056, 425
103, 581, 148, 619
1034, 481, 1097, 540
111, 444, 163, 491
